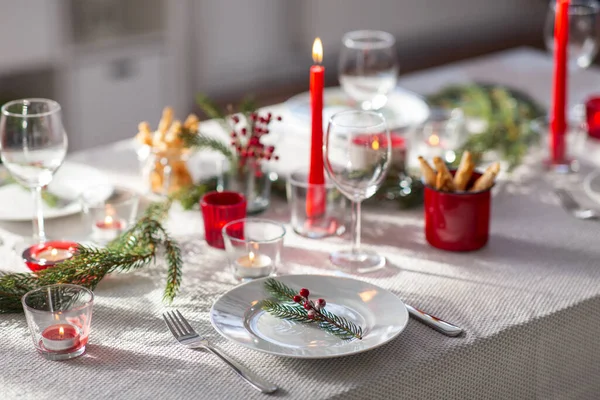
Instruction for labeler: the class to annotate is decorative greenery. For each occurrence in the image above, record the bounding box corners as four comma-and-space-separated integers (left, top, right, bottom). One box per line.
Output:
262, 278, 363, 340
169, 178, 219, 211
0, 199, 182, 314
426, 83, 545, 170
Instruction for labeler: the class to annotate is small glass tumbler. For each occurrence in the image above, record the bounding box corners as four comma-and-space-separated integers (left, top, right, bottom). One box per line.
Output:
222, 218, 285, 281
81, 186, 140, 245
585, 97, 600, 139
201, 191, 247, 249
286, 171, 346, 238
22, 284, 94, 361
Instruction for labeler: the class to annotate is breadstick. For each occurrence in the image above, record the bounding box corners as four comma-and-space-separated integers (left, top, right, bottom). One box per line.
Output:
136, 121, 153, 145
433, 156, 455, 191
418, 156, 437, 187
436, 170, 454, 192
183, 113, 199, 132
453, 151, 475, 191
165, 120, 183, 148
470, 162, 500, 192
158, 106, 174, 134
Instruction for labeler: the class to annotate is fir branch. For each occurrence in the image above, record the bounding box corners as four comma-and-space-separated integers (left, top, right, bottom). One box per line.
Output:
264, 278, 298, 302
0, 198, 183, 313
262, 279, 363, 340
261, 300, 313, 323
196, 94, 225, 120
179, 130, 234, 164
169, 179, 218, 210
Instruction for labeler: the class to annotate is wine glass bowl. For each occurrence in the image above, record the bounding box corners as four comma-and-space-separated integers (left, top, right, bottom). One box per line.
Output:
324, 110, 391, 271
0, 99, 68, 243
338, 30, 399, 111
544, 0, 600, 69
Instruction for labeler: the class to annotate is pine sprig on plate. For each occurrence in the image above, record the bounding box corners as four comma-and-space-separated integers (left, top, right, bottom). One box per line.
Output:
0, 198, 183, 314
262, 278, 363, 340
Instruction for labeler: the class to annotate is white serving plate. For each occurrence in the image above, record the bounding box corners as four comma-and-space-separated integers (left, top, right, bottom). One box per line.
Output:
210, 274, 408, 359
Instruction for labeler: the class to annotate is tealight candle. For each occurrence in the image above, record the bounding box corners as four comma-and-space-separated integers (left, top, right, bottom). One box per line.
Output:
92, 214, 126, 243
23, 241, 79, 272
41, 324, 80, 352
234, 251, 273, 279
36, 247, 74, 263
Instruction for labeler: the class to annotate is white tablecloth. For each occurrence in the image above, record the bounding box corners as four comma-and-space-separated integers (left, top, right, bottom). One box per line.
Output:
2, 48, 600, 400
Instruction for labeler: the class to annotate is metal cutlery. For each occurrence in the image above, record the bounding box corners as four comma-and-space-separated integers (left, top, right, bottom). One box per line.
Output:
555, 188, 598, 220
162, 310, 278, 394
405, 304, 464, 337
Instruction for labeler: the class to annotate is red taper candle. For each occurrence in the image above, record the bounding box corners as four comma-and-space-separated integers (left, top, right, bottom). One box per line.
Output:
307, 37, 326, 217
550, 0, 569, 163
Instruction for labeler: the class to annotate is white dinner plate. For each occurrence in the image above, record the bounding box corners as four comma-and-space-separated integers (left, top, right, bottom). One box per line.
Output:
0, 162, 113, 221
210, 274, 408, 359
285, 86, 430, 130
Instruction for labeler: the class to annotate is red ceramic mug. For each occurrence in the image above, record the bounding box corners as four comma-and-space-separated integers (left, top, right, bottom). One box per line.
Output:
424, 171, 492, 252
201, 191, 247, 249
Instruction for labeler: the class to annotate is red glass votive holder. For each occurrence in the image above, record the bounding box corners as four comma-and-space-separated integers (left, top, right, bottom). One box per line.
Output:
424, 171, 492, 252
585, 97, 600, 140
200, 191, 247, 249
22, 241, 79, 272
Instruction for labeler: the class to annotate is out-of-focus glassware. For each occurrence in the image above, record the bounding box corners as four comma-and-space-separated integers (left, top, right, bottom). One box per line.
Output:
545, 0, 600, 69
0, 99, 68, 243
22, 284, 94, 361
408, 108, 466, 170
324, 110, 391, 271
338, 30, 399, 111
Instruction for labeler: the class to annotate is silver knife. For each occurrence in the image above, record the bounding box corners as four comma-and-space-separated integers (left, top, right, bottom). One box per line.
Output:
405, 303, 464, 337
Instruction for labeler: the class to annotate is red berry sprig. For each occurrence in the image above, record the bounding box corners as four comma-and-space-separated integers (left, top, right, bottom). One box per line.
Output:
228, 111, 282, 167
292, 287, 327, 320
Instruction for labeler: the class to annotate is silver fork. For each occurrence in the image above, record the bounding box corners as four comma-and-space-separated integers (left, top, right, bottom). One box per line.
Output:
555, 188, 598, 220
162, 310, 278, 394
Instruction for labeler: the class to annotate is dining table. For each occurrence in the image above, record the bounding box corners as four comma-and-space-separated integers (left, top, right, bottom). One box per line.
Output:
2, 47, 600, 400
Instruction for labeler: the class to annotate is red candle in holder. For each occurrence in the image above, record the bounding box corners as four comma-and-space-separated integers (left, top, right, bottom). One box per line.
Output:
585, 97, 600, 139
23, 241, 78, 272
307, 37, 326, 219
550, 0, 570, 164
41, 324, 80, 352
351, 133, 406, 172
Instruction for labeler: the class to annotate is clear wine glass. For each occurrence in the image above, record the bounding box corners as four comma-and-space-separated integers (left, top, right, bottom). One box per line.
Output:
324, 110, 391, 271
338, 30, 399, 111
544, 0, 600, 70
0, 99, 68, 243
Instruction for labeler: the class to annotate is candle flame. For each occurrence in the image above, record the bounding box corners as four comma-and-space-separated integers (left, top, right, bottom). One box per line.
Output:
428, 134, 440, 146
312, 38, 323, 64
50, 248, 58, 257
372, 138, 380, 151
105, 215, 114, 225
248, 251, 255, 266
59, 326, 64, 336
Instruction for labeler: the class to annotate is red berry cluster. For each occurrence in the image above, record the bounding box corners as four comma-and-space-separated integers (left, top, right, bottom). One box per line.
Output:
293, 288, 327, 320
229, 111, 282, 167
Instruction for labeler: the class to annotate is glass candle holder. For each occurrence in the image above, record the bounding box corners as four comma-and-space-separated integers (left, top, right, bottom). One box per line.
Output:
201, 191, 247, 249
585, 97, 600, 140
222, 218, 285, 281
22, 240, 79, 272
81, 186, 140, 245
286, 170, 346, 239
22, 284, 94, 361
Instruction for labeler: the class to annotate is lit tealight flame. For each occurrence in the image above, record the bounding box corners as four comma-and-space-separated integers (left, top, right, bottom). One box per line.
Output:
371, 138, 380, 151
50, 248, 58, 257
312, 37, 323, 64
104, 215, 114, 225
58, 326, 64, 337
428, 134, 440, 146
248, 251, 255, 266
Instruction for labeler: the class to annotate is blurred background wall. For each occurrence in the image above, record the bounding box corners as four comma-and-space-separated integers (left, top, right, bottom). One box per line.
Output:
0, 0, 548, 151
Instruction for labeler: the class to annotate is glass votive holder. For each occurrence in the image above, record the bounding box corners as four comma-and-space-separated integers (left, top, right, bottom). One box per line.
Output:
286, 170, 346, 239
22, 284, 94, 361
81, 186, 140, 245
22, 240, 79, 272
201, 191, 247, 249
585, 97, 600, 140
530, 116, 585, 174
222, 218, 285, 281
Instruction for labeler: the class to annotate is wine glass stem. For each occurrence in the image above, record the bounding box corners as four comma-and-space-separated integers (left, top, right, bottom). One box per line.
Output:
32, 186, 46, 243
351, 200, 362, 254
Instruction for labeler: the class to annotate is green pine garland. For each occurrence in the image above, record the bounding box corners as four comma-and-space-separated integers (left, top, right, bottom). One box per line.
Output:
0, 199, 182, 314
262, 278, 363, 340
